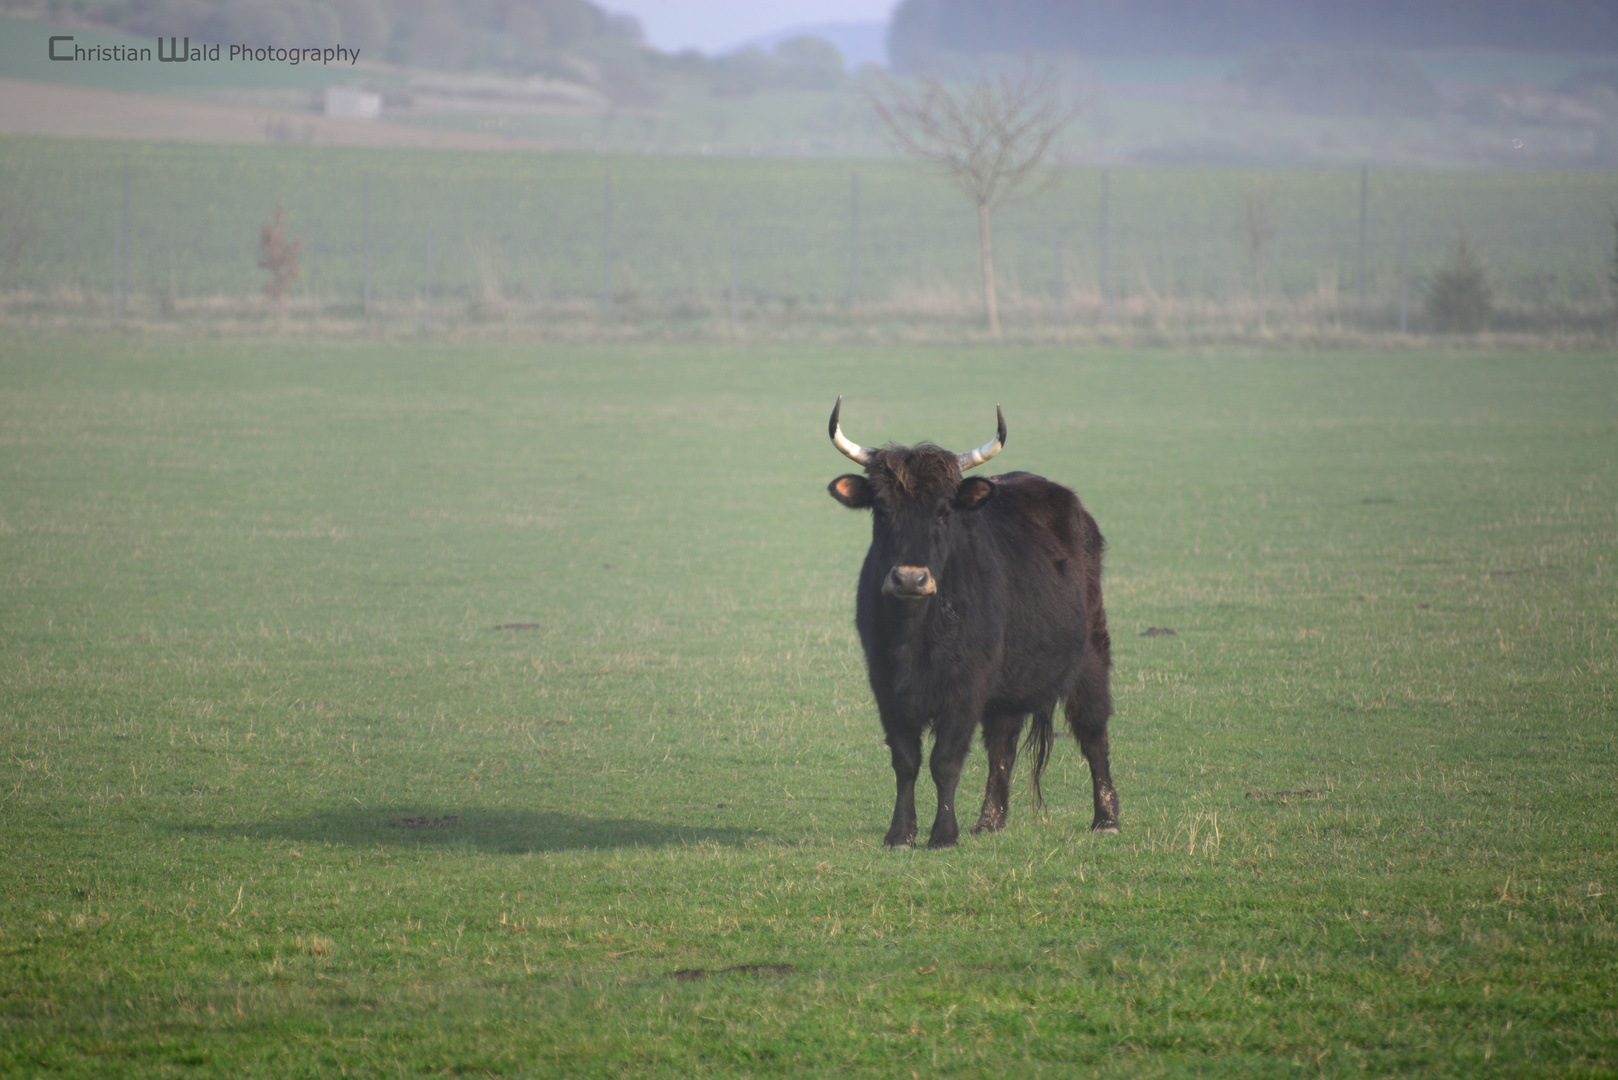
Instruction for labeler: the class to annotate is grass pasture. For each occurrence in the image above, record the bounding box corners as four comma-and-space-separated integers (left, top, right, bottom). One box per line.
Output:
1, 334, 1616, 1077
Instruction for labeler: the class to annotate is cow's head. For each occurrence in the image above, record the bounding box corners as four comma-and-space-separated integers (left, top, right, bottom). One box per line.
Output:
826, 397, 1004, 600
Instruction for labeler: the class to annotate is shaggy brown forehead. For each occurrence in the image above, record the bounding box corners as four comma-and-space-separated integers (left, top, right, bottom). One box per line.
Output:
866, 444, 962, 504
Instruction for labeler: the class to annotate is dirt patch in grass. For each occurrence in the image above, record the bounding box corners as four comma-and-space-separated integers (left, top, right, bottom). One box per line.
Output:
389, 815, 461, 829
671, 964, 797, 981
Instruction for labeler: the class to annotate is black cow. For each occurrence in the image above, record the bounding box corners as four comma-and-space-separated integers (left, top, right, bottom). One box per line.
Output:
825, 398, 1118, 848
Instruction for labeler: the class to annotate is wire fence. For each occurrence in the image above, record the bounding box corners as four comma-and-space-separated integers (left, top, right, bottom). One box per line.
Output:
3, 137, 1614, 329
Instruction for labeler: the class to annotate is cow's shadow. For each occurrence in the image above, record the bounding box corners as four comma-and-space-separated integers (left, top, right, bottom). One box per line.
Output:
179, 807, 758, 854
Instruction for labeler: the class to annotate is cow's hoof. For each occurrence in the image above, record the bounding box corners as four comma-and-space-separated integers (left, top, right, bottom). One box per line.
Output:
883, 835, 917, 849
1091, 822, 1120, 834
926, 835, 959, 850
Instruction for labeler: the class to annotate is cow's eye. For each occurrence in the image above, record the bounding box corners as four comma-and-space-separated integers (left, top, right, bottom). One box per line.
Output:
935, 507, 950, 526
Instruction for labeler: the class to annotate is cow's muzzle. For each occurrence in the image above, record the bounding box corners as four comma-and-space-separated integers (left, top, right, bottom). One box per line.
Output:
882, 565, 937, 599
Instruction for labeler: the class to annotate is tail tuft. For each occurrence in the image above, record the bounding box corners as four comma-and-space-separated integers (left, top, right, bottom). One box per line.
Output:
1022, 707, 1055, 808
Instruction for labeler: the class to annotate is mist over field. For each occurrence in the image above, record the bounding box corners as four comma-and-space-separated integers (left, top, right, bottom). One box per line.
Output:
2, 135, 1615, 339
6, 0, 1618, 165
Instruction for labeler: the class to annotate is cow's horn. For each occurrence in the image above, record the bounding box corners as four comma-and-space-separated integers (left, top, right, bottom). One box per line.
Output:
829, 396, 874, 466
956, 405, 1006, 470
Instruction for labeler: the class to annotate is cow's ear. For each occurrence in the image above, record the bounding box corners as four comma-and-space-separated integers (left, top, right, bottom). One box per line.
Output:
828, 474, 874, 509
953, 476, 995, 511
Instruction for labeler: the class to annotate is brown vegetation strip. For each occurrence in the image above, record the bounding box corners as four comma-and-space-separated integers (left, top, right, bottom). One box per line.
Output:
1245, 789, 1325, 801
493, 623, 541, 631
0, 77, 564, 149
1139, 627, 1177, 637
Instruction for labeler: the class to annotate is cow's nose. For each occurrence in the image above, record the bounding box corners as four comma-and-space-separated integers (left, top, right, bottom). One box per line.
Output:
883, 565, 937, 598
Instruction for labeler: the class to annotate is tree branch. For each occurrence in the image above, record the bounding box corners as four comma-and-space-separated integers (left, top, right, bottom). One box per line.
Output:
867, 58, 1085, 211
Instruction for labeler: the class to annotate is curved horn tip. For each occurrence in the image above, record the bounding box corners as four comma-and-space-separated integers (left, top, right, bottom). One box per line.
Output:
829, 395, 874, 465
956, 404, 1006, 470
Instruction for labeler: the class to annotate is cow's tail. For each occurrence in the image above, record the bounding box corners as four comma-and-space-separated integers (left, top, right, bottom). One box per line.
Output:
1023, 706, 1056, 808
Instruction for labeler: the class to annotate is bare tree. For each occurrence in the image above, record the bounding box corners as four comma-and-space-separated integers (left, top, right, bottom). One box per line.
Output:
869, 60, 1083, 335
1240, 180, 1277, 333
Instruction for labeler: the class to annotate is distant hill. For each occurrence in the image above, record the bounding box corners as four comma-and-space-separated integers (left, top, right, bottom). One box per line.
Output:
889, 0, 1618, 70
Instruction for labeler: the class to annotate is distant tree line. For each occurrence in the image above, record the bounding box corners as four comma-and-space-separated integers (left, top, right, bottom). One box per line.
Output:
1232, 47, 1443, 119
654, 35, 852, 96
9, 0, 861, 101
888, 0, 1618, 70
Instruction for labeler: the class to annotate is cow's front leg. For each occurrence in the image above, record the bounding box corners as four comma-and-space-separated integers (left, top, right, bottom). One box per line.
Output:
927, 714, 978, 849
972, 713, 1026, 834
883, 726, 922, 848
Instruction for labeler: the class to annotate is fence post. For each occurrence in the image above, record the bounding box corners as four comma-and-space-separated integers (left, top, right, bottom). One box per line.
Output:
1053, 234, 1065, 332
112, 193, 122, 323
362, 172, 371, 318
847, 172, 860, 309
424, 224, 433, 331
729, 220, 739, 333
114, 164, 129, 323
1357, 164, 1368, 322
1398, 220, 1409, 334
602, 173, 614, 313
1099, 171, 1113, 319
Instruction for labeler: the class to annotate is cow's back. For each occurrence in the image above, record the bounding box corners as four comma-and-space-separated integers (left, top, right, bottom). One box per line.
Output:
978, 471, 1107, 710
987, 472, 1103, 584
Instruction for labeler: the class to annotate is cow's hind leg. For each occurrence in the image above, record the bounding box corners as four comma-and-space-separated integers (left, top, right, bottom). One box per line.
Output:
972, 712, 1027, 834
883, 726, 922, 848
1066, 650, 1119, 833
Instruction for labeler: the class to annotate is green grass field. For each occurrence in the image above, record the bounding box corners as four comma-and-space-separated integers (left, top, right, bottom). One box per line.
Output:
4, 135, 1615, 319
1, 334, 1615, 1077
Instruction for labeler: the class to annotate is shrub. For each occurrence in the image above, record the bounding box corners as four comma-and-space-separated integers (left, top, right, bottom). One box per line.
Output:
257, 203, 302, 309
1425, 235, 1493, 333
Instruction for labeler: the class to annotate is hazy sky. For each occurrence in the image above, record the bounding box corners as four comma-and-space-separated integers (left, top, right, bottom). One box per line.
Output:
604, 0, 896, 54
